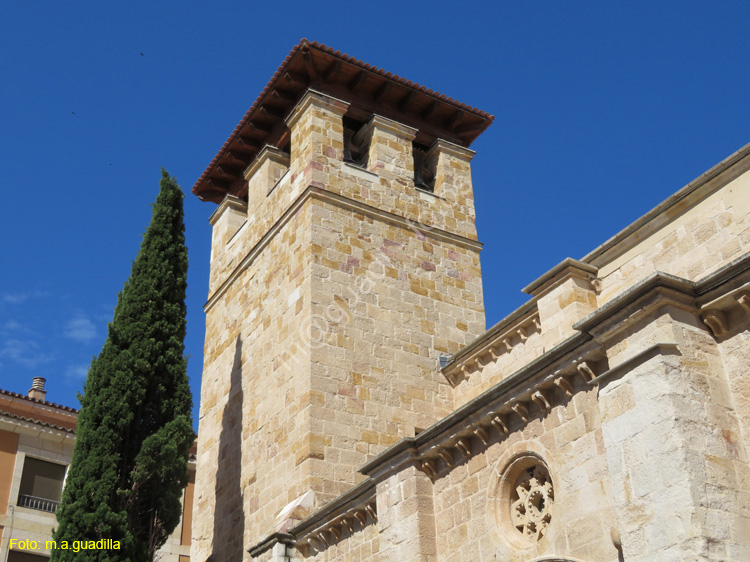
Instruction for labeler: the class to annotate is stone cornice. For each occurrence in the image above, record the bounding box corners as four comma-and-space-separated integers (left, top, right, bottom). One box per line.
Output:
365, 254, 750, 483
284, 89, 350, 130
587, 342, 681, 386
361, 330, 598, 480
440, 301, 540, 384
247, 533, 293, 558
243, 145, 291, 181
581, 141, 750, 267
247, 480, 376, 558
208, 194, 248, 226
205, 185, 483, 312
522, 257, 599, 297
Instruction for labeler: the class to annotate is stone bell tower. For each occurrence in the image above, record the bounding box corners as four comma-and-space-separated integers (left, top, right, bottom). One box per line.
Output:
191, 40, 493, 561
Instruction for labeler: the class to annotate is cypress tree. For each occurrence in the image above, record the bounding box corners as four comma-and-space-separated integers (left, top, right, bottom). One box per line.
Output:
51, 170, 194, 562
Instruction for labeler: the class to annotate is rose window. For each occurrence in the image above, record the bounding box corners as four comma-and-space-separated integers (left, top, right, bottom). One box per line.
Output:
510, 464, 554, 542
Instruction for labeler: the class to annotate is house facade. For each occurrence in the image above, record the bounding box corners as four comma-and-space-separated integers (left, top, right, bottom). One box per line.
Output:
0, 378, 195, 562
192, 40, 750, 561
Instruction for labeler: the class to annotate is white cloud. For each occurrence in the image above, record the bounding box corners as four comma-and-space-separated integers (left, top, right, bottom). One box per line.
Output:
1, 320, 31, 334
1, 290, 51, 305
0, 338, 54, 368
64, 317, 97, 343
2, 293, 29, 304
65, 363, 90, 382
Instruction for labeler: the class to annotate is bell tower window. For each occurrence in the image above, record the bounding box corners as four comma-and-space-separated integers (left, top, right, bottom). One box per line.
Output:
413, 143, 435, 192
343, 116, 369, 168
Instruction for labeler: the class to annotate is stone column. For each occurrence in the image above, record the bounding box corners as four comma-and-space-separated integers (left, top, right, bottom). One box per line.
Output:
523, 258, 599, 347
207, 195, 248, 292
596, 299, 750, 561
425, 139, 478, 241
357, 114, 418, 181
376, 464, 437, 561
285, 89, 348, 193
244, 145, 290, 216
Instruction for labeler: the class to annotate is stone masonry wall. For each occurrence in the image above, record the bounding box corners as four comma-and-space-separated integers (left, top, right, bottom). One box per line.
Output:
596, 167, 750, 304
195, 89, 488, 559
598, 305, 750, 561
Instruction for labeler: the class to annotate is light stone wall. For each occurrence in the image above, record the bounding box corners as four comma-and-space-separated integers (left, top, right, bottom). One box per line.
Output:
593, 164, 750, 304
428, 387, 619, 562
194, 90, 487, 560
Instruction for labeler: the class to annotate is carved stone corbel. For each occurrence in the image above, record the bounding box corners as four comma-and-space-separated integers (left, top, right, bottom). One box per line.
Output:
438, 448, 454, 467
421, 459, 438, 479
455, 438, 472, 457
517, 327, 527, 342
702, 310, 728, 337
737, 293, 750, 315
511, 402, 529, 422
473, 426, 490, 445
576, 361, 596, 382
531, 390, 552, 412
554, 374, 574, 396
490, 413, 510, 435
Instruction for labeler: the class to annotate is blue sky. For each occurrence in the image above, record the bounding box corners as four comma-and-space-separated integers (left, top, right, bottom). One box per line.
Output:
2, 1, 749, 427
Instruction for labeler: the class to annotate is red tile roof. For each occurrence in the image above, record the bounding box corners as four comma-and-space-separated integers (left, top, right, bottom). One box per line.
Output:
193, 39, 494, 203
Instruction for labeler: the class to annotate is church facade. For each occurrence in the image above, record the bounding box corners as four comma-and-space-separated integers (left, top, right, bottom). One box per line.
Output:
191, 40, 750, 561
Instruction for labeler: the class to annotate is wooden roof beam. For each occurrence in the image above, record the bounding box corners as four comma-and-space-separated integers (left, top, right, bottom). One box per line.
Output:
398, 90, 414, 113
225, 150, 249, 161
323, 60, 342, 81
271, 88, 297, 102
455, 121, 486, 135
302, 49, 319, 80
421, 100, 438, 120
348, 71, 367, 93
216, 165, 242, 178
236, 136, 260, 151
246, 121, 273, 134
283, 70, 308, 86
206, 178, 230, 191
445, 110, 463, 129
259, 105, 285, 119
373, 81, 391, 102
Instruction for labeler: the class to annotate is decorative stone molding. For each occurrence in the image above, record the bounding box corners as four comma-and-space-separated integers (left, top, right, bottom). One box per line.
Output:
531, 390, 552, 413
553, 374, 574, 396
489, 446, 558, 553
702, 310, 728, 337
698, 283, 750, 337
284, 89, 349, 130
521, 258, 599, 298
248, 480, 376, 559
442, 308, 542, 386
509, 463, 554, 542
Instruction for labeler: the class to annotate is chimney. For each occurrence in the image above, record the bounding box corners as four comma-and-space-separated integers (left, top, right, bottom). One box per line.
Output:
28, 377, 47, 401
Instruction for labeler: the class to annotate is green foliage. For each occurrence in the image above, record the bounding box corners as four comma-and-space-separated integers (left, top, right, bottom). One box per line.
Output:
51, 171, 194, 562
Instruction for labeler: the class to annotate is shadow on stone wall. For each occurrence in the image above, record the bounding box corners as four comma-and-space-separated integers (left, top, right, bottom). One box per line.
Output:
210, 335, 245, 561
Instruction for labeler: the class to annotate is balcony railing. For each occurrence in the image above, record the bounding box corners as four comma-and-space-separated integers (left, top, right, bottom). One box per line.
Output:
18, 494, 60, 513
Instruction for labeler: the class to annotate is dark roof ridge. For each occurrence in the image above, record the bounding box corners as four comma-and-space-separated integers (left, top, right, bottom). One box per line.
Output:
192, 39, 494, 201
0, 388, 79, 413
